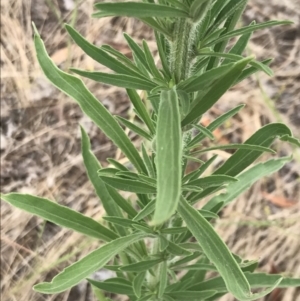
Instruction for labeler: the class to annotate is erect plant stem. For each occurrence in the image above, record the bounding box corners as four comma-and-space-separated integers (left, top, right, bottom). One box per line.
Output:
170, 18, 196, 83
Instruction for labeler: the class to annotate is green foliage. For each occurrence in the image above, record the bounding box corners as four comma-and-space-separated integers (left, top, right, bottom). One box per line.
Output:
1, 1, 300, 301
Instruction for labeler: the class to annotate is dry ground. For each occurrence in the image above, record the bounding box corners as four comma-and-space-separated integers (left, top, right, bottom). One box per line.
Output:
1, 0, 300, 301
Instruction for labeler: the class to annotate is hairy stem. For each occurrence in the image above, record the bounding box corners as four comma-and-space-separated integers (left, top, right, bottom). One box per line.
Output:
170, 18, 195, 83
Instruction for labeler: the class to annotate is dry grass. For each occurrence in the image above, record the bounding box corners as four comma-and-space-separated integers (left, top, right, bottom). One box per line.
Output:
1, 1, 299, 301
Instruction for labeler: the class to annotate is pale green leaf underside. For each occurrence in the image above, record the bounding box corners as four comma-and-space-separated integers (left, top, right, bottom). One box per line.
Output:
34, 233, 148, 293
93, 2, 189, 18
204, 156, 292, 211
32, 24, 146, 174
178, 197, 281, 300
0, 193, 117, 242
152, 88, 182, 225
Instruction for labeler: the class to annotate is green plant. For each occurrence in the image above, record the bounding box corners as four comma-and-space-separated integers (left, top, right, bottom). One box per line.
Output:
2, 0, 300, 300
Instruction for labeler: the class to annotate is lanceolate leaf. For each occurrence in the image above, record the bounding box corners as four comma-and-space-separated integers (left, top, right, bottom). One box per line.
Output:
188, 104, 245, 148
127, 89, 156, 135
198, 52, 273, 76
152, 88, 182, 225
65, 24, 142, 77
133, 272, 146, 298
178, 197, 282, 300
190, 144, 275, 154
80, 126, 124, 219
33, 25, 146, 174
188, 272, 300, 293
70, 69, 157, 91
204, 156, 292, 211
88, 278, 134, 295
133, 198, 156, 221
206, 20, 293, 47
93, 2, 190, 18
33, 233, 148, 293
182, 56, 253, 126
165, 290, 217, 300
183, 175, 238, 190
178, 63, 234, 93
116, 116, 153, 140
215, 123, 294, 176
100, 176, 156, 194
120, 258, 163, 272
0, 193, 117, 242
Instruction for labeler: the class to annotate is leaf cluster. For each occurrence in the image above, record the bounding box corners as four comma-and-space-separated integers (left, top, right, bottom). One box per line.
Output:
1, 1, 300, 301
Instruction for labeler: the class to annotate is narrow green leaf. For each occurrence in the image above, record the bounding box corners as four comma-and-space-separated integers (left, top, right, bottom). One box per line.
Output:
138, 174, 157, 187
182, 185, 204, 193
1, 193, 117, 242
106, 187, 138, 218
99, 176, 156, 194
203, 157, 292, 211
133, 272, 146, 298
215, 123, 294, 176
133, 198, 156, 221
155, 31, 172, 79
183, 175, 237, 190
81, 128, 123, 213
167, 240, 192, 256
178, 63, 234, 93
80, 126, 126, 236
116, 116, 153, 140
207, 20, 293, 47
124, 34, 151, 75
107, 158, 129, 172
97, 168, 120, 177
127, 89, 156, 135
170, 252, 202, 268
143, 40, 164, 80
183, 155, 218, 183
193, 124, 214, 140
93, 2, 189, 18
137, 294, 153, 301
208, 0, 247, 34
140, 17, 173, 39
189, 272, 300, 292
100, 44, 141, 74
165, 290, 217, 300
141, 144, 156, 178
178, 197, 282, 300
161, 227, 187, 234
33, 26, 146, 173
132, 224, 154, 234
198, 209, 218, 219
88, 278, 134, 295
103, 216, 141, 228
190, 143, 276, 154
120, 258, 163, 272
178, 243, 202, 252
159, 235, 170, 252
65, 24, 141, 77
177, 90, 190, 117
70, 69, 156, 91
280, 134, 300, 147
188, 104, 244, 148
202, 28, 227, 46
222, 21, 255, 65
236, 59, 272, 84
172, 263, 217, 271
198, 52, 273, 76
33, 233, 148, 293
152, 88, 182, 225
182, 57, 253, 126
183, 155, 205, 164
158, 261, 168, 297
